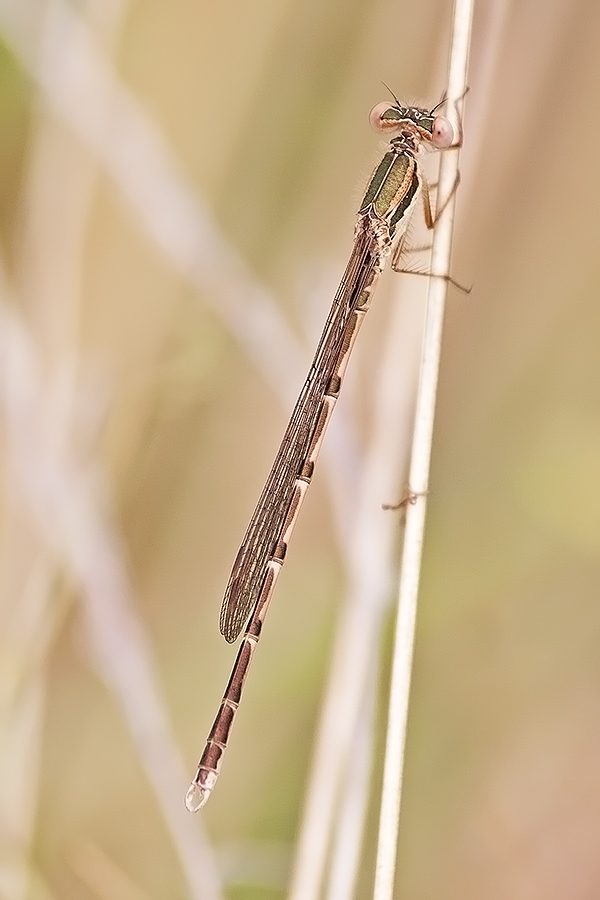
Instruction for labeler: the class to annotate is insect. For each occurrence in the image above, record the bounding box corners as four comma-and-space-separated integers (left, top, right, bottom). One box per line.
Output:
186, 95, 461, 811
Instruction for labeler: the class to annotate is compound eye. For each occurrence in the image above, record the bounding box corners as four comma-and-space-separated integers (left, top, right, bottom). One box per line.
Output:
369, 102, 401, 132
431, 115, 454, 149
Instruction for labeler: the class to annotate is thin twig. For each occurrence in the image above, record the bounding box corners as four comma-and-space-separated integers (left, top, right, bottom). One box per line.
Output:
372, 1, 474, 898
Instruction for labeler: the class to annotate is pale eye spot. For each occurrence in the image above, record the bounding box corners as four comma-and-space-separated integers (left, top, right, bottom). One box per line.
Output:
369, 102, 401, 132
431, 116, 454, 149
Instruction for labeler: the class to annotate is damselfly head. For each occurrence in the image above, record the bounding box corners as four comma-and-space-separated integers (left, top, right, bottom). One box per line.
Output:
369, 102, 454, 150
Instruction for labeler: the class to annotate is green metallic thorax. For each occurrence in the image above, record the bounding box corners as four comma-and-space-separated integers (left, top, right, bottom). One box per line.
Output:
358, 148, 420, 237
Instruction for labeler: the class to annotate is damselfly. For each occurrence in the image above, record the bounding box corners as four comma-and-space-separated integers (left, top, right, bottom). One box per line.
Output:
186, 96, 461, 812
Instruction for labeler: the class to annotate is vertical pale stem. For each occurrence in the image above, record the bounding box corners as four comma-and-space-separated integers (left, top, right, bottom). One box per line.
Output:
372, 1, 474, 898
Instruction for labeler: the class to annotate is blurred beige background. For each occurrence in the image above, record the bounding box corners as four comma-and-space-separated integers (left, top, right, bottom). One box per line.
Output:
1, 0, 600, 898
